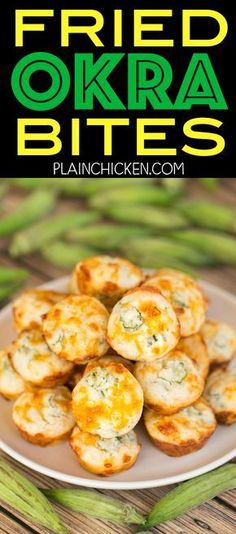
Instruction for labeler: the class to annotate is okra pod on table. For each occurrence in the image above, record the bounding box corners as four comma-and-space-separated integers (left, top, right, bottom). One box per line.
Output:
67, 223, 153, 250
9, 211, 100, 256
43, 487, 145, 527
0, 189, 57, 236
79, 177, 156, 197
171, 229, 236, 264
0, 283, 24, 303
177, 201, 236, 232
124, 251, 196, 275
0, 267, 28, 284
42, 241, 98, 269
9, 177, 84, 197
89, 186, 178, 209
0, 457, 68, 533
106, 205, 188, 229
161, 177, 186, 192
198, 177, 219, 191
142, 463, 236, 530
121, 237, 213, 266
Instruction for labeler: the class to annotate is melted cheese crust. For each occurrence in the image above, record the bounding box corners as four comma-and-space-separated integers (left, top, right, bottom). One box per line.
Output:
12, 289, 65, 332
70, 427, 141, 476
200, 319, 236, 364
107, 286, 180, 362
12, 387, 75, 445
134, 350, 204, 414
70, 255, 144, 308
72, 361, 144, 438
0, 347, 25, 400
204, 366, 236, 424
144, 398, 216, 456
43, 295, 109, 363
144, 272, 207, 337
177, 334, 209, 379
10, 329, 73, 387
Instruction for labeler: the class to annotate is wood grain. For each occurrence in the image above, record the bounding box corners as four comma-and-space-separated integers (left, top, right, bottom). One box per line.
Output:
0, 178, 235, 534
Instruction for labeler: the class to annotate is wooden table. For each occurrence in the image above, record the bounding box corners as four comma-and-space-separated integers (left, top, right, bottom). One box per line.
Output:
0, 178, 235, 534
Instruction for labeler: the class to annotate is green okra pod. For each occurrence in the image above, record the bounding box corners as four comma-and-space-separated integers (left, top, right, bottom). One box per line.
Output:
0, 189, 57, 236
0, 283, 23, 303
106, 205, 188, 229
89, 186, 178, 209
198, 178, 219, 191
43, 487, 145, 527
9, 178, 83, 196
0, 267, 29, 284
176, 200, 236, 232
67, 223, 153, 250
121, 237, 213, 266
161, 178, 186, 192
42, 241, 97, 269
171, 229, 236, 264
9, 211, 100, 256
141, 464, 236, 530
0, 457, 68, 533
124, 251, 196, 275
78, 177, 157, 197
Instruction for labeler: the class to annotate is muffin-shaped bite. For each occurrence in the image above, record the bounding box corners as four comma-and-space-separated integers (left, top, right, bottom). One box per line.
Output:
204, 365, 236, 424
42, 295, 109, 364
0, 347, 26, 400
70, 427, 141, 476
144, 398, 216, 456
177, 334, 209, 380
85, 354, 134, 375
69, 255, 144, 308
134, 350, 204, 415
143, 271, 206, 337
12, 289, 65, 333
107, 287, 180, 362
10, 329, 74, 387
72, 361, 143, 438
12, 387, 75, 446
200, 319, 236, 365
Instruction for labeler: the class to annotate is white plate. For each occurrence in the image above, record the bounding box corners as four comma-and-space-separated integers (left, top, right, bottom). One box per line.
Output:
0, 277, 235, 490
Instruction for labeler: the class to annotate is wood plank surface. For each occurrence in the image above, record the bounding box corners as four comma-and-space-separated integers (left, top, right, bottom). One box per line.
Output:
0, 178, 235, 534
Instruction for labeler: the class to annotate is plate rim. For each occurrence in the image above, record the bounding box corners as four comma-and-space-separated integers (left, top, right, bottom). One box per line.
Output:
0, 275, 235, 490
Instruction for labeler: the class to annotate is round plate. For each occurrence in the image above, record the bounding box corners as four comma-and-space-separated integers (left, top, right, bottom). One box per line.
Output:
0, 277, 235, 490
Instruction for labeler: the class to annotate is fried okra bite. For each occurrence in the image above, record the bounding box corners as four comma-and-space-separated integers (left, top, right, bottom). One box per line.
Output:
12, 387, 75, 446
70, 427, 141, 476
177, 334, 209, 380
10, 329, 74, 388
107, 286, 180, 362
143, 271, 207, 337
200, 319, 236, 365
42, 295, 109, 364
0, 347, 26, 400
134, 350, 204, 415
144, 398, 216, 456
69, 255, 144, 308
12, 289, 65, 332
72, 361, 143, 438
204, 364, 236, 425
